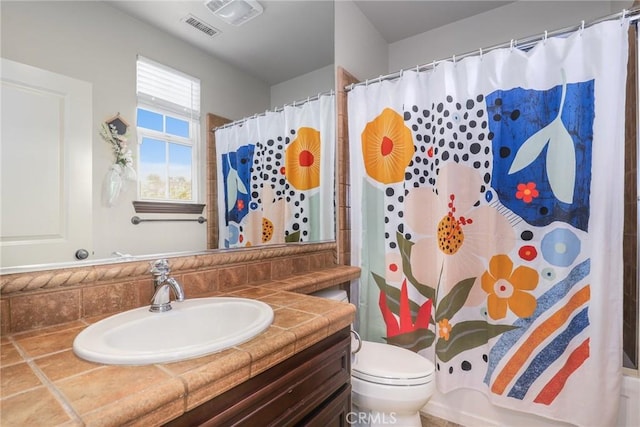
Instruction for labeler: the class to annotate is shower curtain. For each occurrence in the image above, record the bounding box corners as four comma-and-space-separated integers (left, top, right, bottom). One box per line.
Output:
216, 94, 335, 248
348, 20, 628, 426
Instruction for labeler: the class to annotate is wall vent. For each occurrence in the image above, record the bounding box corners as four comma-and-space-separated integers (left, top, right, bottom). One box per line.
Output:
181, 14, 220, 37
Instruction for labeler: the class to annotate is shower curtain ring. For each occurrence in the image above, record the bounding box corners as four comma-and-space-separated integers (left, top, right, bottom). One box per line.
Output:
621, 9, 627, 25
452, 54, 456, 65
479, 47, 483, 61
510, 39, 514, 51
580, 20, 585, 35
543, 30, 548, 44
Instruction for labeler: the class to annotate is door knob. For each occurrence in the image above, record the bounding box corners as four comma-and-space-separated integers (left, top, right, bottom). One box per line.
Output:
75, 249, 89, 260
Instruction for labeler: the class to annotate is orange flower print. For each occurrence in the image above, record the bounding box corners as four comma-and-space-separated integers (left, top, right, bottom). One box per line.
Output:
361, 108, 414, 184
481, 254, 539, 320
236, 199, 245, 211
286, 127, 321, 190
515, 182, 539, 203
438, 319, 452, 341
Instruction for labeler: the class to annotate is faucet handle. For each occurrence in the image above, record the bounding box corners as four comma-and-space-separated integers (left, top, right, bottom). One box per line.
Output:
150, 259, 171, 276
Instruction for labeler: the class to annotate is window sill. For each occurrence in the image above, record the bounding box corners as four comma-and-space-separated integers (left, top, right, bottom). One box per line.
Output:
132, 201, 205, 214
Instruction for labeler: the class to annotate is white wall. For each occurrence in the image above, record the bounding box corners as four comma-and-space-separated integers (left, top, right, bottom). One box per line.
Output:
389, 1, 627, 72
270, 64, 335, 108
1, 1, 271, 260
335, 1, 639, 426
334, 0, 388, 82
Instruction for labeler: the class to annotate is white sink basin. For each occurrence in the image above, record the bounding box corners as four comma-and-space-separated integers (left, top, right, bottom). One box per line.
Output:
73, 297, 274, 365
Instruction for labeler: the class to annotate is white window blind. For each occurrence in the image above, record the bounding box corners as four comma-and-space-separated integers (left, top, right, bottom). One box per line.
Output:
136, 56, 201, 119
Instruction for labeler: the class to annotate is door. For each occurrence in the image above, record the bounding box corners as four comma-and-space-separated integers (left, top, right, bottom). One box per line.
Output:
1, 58, 92, 268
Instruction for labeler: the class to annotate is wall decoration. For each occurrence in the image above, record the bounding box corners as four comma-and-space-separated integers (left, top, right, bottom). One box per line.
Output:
99, 114, 136, 207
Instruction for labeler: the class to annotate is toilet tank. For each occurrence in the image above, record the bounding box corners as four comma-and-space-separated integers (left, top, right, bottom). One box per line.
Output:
312, 288, 349, 303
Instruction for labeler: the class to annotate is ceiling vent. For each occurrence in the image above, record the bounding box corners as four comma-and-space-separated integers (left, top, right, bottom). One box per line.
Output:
204, 0, 263, 26
181, 14, 220, 37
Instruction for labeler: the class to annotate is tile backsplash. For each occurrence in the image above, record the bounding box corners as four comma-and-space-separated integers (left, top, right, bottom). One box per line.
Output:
0, 243, 338, 334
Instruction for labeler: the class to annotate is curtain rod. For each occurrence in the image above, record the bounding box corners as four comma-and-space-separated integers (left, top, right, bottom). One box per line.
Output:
213, 89, 335, 131
346, 6, 640, 92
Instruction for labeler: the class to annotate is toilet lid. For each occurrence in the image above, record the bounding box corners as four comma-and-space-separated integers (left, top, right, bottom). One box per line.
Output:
352, 340, 435, 386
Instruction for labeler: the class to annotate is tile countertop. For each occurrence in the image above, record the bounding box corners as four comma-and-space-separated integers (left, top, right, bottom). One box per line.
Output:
0, 282, 357, 426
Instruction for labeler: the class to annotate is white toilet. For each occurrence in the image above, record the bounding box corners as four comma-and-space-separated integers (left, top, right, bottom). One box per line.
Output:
312, 288, 435, 427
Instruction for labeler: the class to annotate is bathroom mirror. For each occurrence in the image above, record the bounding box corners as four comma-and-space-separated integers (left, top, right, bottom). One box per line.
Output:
0, 0, 335, 271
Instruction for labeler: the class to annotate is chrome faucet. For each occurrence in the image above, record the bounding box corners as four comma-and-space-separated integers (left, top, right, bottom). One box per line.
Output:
149, 259, 185, 312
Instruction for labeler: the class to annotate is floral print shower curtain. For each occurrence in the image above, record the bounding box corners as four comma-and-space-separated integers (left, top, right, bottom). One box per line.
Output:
347, 21, 628, 426
215, 94, 335, 248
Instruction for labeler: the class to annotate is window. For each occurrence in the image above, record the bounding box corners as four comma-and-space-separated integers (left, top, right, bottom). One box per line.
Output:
136, 56, 200, 202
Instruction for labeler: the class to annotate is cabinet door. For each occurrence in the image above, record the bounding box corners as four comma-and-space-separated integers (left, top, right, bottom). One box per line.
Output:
166, 328, 351, 427
298, 384, 351, 427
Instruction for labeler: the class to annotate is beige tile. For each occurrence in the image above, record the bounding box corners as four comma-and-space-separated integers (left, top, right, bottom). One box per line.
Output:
228, 287, 278, 299
82, 281, 138, 318
421, 413, 463, 427
33, 349, 102, 382
290, 316, 329, 352
272, 307, 319, 329
15, 326, 85, 358
78, 378, 184, 427
0, 386, 74, 426
1, 342, 22, 367
1, 299, 9, 335
236, 326, 296, 377
176, 350, 252, 410
11, 320, 86, 340
247, 261, 272, 282
161, 347, 243, 376
289, 296, 349, 315
323, 305, 357, 334
218, 265, 248, 289
123, 398, 184, 427
55, 364, 173, 416
182, 269, 219, 297
9, 289, 81, 333
1, 362, 42, 398
271, 258, 295, 279
258, 291, 310, 308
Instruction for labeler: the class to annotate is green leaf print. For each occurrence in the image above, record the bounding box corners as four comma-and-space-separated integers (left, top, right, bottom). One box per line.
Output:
397, 232, 436, 301
435, 277, 476, 322
436, 321, 519, 362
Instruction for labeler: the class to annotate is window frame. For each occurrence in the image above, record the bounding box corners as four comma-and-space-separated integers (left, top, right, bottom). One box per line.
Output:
135, 55, 202, 213
135, 103, 200, 204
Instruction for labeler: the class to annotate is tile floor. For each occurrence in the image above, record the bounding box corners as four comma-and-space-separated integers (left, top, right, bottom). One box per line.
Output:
421, 413, 463, 427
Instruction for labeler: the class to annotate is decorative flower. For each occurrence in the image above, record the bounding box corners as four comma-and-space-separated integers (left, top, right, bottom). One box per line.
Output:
100, 122, 134, 170
481, 254, 539, 320
379, 279, 432, 338
361, 108, 414, 184
515, 182, 539, 203
385, 252, 403, 283
541, 228, 581, 267
405, 163, 515, 305
518, 245, 537, 261
286, 127, 321, 190
438, 318, 452, 341
240, 185, 286, 246
236, 199, 245, 211
541, 267, 556, 281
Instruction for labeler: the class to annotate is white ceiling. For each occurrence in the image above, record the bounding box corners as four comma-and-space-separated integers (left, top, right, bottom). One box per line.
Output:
106, 0, 514, 86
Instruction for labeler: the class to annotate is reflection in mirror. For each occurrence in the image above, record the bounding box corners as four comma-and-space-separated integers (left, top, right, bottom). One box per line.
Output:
214, 92, 336, 249
0, 0, 335, 271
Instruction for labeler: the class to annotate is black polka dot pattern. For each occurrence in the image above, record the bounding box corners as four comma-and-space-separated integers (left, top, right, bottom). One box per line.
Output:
249, 128, 312, 243
383, 94, 493, 250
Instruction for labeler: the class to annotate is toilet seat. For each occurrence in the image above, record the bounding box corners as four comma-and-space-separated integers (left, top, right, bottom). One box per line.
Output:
352, 340, 435, 386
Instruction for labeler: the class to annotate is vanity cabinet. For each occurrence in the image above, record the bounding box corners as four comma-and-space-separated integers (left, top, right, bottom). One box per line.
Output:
165, 327, 351, 426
